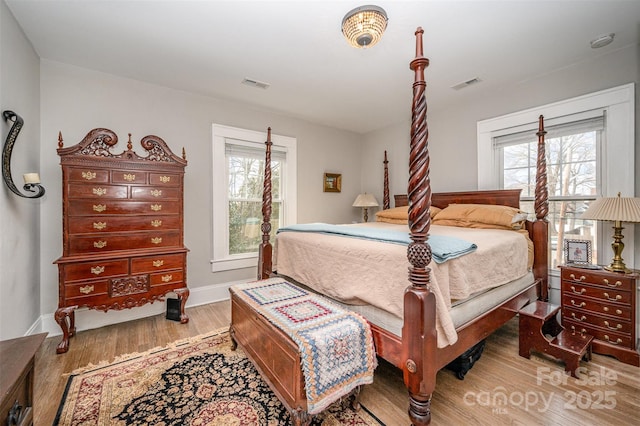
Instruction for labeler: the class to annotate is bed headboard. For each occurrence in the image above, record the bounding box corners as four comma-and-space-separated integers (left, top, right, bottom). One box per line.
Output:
395, 190, 522, 209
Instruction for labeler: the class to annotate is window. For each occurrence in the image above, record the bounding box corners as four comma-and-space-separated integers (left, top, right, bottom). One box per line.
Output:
478, 84, 635, 274
495, 114, 603, 268
212, 125, 297, 272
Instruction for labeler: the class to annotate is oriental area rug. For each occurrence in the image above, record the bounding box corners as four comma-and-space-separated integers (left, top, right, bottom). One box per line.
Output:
54, 329, 383, 425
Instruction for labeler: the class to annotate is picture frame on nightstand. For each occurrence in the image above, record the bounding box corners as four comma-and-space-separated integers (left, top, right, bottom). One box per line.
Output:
564, 238, 592, 265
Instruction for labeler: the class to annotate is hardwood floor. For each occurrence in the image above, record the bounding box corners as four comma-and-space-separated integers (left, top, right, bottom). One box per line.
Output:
34, 301, 639, 425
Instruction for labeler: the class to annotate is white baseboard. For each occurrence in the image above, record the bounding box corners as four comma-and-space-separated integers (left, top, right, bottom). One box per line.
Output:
35, 280, 248, 338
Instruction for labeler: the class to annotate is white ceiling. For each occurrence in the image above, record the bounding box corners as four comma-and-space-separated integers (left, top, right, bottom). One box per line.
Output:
6, 0, 640, 134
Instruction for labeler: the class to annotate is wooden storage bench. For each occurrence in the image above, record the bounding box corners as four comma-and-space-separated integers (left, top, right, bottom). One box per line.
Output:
229, 281, 374, 426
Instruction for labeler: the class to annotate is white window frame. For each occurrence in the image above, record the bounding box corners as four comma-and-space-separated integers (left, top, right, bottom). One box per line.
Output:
211, 124, 297, 272
477, 83, 635, 273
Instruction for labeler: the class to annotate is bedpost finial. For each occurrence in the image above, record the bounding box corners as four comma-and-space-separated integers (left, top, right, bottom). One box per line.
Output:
58, 131, 64, 148
410, 26, 429, 76
537, 115, 547, 137
384, 150, 388, 163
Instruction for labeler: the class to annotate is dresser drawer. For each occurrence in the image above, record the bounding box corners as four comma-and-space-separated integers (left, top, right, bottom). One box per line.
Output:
67, 183, 128, 199
68, 231, 181, 254
131, 253, 184, 273
68, 200, 181, 215
131, 186, 181, 200
563, 318, 634, 349
561, 293, 632, 318
68, 215, 181, 234
64, 280, 110, 298
562, 307, 632, 334
561, 268, 634, 291
111, 171, 147, 184
67, 168, 110, 183
561, 281, 631, 304
62, 259, 129, 281
150, 173, 181, 186
150, 269, 184, 286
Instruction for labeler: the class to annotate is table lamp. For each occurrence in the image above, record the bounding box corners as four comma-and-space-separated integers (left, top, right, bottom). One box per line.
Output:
581, 192, 640, 273
353, 193, 379, 222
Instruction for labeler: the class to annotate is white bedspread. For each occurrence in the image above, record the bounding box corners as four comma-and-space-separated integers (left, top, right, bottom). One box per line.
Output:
273, 222, 530, 347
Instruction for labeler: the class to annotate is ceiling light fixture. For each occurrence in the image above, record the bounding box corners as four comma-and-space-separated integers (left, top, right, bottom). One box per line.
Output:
590, 33, 614, 49
341, 5, 388, 48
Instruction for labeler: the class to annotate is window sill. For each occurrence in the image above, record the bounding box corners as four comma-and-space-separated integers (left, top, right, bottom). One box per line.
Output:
211, 255, 257, 272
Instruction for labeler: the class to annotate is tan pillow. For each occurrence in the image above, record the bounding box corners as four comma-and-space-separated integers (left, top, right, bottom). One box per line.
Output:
375, 205, 441, 224
433, 204, 526, 230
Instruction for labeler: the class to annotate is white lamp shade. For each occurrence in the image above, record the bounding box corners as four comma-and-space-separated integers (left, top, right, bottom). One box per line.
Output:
353, 193, 379, 207
581, 194, 640, 223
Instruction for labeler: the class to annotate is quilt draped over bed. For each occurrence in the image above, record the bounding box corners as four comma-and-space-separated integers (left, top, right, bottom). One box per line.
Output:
230, 278, 378, 415
274, 222, 531, 347
278, 223, 477, 263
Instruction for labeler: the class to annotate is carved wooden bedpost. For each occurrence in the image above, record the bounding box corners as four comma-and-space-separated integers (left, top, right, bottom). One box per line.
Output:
258, 128, 273, 280
383, 150, 390, 210
402, 27, 437, 426
532, 115, 549, 300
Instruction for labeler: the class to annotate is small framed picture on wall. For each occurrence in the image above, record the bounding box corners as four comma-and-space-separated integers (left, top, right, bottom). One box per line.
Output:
323, 173, 342, 193
564, 238, 592, 265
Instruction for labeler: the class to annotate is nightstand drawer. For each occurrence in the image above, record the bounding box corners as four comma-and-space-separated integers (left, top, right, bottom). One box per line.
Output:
561, 268, 634, 291
561, 281, 631, 304
562, 307, 632, 334
563, 318, 633, 349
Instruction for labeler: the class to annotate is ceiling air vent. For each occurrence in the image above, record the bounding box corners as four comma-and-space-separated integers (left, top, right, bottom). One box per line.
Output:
451, 77, 481, 90
241, 78, 270, 89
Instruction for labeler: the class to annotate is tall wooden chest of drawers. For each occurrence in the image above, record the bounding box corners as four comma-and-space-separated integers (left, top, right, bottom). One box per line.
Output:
54, 129, 189, 354
559, 265, 639, 366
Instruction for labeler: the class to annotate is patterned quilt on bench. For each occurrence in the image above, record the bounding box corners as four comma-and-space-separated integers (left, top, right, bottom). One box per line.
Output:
230, 277, 378, 415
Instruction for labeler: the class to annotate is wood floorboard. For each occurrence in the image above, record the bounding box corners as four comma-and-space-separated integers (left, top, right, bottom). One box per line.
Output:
32, 301, 638, 425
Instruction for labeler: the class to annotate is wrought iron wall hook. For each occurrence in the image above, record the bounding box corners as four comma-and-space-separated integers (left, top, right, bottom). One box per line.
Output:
2, 110, 45, 198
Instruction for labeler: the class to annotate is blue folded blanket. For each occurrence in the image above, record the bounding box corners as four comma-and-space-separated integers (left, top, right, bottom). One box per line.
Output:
277, 223, 477, 264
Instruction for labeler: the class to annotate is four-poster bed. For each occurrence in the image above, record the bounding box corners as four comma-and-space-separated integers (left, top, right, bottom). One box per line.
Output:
238, 28, 549, 425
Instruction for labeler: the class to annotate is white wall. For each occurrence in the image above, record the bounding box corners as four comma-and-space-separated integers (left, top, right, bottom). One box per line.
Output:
38, 60, 363, 334
0, 1, 41, 340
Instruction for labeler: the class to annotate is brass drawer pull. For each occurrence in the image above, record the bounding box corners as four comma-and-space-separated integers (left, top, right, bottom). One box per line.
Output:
82, 171, 96, 180
570, 286, 586, 295
79, 285, 94, 294
152, 260, 164, 267
603, 278, 622, 288
603, 321, 622, 330
93, 221, 107, 230
604, 335, 622, 345
159, 175, 171, 183
602, 307, 624, 315
93, 204, 106, 212
161, 274, 173, 282
151, 204, 162, 211
92, 187, 107, 196
570, 313, 586, 322
91, 266, 105, 275
151, 237, 163, 244
570, 326, 587, 337
603, 292, 622, 302
151, 219, 162, 228
569, 273, 586, 282
570, 299, 586, 308
94, 240, 107, 248
151, 189, 162, 197
123, 173, 136, 182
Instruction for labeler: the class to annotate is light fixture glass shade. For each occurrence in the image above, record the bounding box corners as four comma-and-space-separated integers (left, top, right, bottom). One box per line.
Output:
341, 5, 388, 48
353, 193, 379, 207
581, 194, 640, 223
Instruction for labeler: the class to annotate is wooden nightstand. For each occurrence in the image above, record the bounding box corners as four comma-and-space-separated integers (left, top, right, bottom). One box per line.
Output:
0, 333, 47, 425
559, 265, 639, 366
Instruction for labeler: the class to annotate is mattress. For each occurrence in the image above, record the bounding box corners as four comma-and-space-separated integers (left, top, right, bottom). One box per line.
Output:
273, 222, 532, 347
